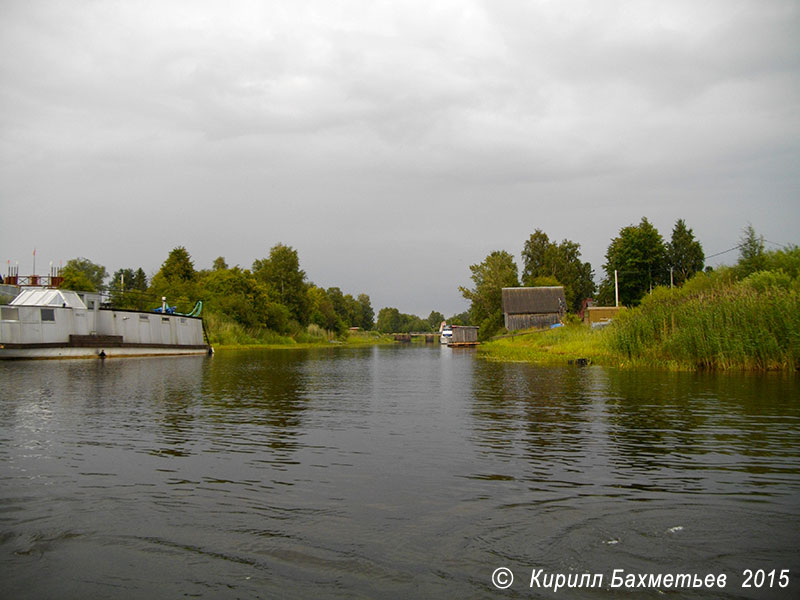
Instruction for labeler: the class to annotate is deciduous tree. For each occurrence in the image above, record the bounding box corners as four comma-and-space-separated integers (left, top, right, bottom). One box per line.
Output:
459, 250, 519, 339
61, 257, 107, 292
252, 244, 309, 324
521, 230, 595, 312
376, 307, 403, 333
427, 310, 445, 330
202, 266, 288, 331
448, 311, 470, 326
307, 285, 343, 333
600, 217, 668, 305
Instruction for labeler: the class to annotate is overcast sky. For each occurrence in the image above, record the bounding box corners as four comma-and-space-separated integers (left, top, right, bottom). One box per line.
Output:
1, 0, 798, 317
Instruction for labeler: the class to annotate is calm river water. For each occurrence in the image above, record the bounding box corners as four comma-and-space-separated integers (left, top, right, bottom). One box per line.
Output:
1, 346, 799, 599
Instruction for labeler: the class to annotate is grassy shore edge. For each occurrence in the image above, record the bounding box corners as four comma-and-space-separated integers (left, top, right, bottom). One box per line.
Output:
478, 324, 623, 367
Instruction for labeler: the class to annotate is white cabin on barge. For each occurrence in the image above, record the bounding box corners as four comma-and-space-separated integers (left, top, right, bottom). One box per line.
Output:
0, 288, 210, 359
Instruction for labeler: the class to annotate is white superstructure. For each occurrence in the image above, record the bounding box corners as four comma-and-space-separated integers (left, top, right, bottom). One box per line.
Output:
438, 321, 453, 345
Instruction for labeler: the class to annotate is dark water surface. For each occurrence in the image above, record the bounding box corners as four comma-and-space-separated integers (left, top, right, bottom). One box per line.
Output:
1, 346, 799, 598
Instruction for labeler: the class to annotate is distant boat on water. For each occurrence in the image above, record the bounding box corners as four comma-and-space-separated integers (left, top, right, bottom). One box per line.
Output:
439, 321, 453, 345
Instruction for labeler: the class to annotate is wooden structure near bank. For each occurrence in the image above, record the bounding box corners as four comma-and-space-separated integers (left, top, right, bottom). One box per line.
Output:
392, 327, 479, 347
502, 287, 567, 331
448, 325, 479, 347
584, 306, 624, 327
393, 333, 438, 343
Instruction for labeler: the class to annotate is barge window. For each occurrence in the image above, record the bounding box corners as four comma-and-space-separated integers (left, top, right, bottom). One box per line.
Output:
41, 308, 56, 322
139, 314, 150, 321
161, 317, 170, 323
1, 307, 19, 321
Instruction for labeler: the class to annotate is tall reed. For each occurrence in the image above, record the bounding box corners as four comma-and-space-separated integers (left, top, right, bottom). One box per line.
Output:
608, 271, 800, 370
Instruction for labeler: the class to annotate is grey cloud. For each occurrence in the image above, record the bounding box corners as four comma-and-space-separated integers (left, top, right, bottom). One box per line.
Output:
1, 0, 797, 316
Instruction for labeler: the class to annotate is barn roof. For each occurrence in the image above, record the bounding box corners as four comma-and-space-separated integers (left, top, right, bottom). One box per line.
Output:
502, 287, 566, 314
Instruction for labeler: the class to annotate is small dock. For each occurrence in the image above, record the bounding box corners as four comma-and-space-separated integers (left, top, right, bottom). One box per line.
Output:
393, 333, 439, 343
392, 325, 479, 347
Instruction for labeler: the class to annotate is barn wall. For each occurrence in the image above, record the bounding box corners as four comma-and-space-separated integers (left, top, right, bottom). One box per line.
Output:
504, 313, 561, 331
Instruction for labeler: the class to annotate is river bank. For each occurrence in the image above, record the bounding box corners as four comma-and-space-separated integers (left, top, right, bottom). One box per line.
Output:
204, 310, 396, 348
480, 267, 800, 372
209, 331, 396, 351
478, 323, 621, 366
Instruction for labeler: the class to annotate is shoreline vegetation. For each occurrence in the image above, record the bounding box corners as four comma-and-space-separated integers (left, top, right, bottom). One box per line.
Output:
46, 244, 464, 350
204, 313, 396, 350
479, 262, 800, 372
27, 224, 797, 371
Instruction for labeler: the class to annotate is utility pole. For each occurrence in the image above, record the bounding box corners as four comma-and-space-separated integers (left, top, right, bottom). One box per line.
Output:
614, 270, 619, 307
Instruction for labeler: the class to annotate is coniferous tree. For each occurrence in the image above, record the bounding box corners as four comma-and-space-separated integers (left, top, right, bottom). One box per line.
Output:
148, 246, 199, 312
737, 224, 766, 277
110, 267, 149, 309
356, 294, 374, 330
212, 256, 228, 271
666, 219, 704, 286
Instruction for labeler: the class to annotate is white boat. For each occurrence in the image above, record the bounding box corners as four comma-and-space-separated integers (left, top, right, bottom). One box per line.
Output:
438, 321, 453, 345
0, 287, 211, 359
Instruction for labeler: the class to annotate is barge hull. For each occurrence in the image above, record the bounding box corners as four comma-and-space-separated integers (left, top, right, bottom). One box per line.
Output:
0, 344, 210, 360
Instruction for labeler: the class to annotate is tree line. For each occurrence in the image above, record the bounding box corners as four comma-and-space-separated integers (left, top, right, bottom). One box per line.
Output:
460, 218, 710, 339
59, 244, 375, 337
56, 244, 460, 338
52, 219, 770, 342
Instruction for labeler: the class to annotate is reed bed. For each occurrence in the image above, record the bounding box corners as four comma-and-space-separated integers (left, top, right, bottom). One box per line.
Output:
204, 312, 298, 346
608, 272, 800, 370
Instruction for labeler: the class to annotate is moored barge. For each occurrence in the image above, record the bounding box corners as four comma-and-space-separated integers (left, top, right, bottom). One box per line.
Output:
0, 287, 211, 359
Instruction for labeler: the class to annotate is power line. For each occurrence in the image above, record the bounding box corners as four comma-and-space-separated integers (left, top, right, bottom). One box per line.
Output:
705, 243, 745, 259
706, 239, 791, 260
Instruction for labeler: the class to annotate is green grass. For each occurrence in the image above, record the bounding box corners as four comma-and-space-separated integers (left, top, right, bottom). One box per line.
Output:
479, 323, 615, 366
342, 330, 396, 345
204, 311, 394, 349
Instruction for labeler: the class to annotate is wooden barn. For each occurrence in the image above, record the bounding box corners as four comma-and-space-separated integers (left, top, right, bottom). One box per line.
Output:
502, 287, 567, 331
